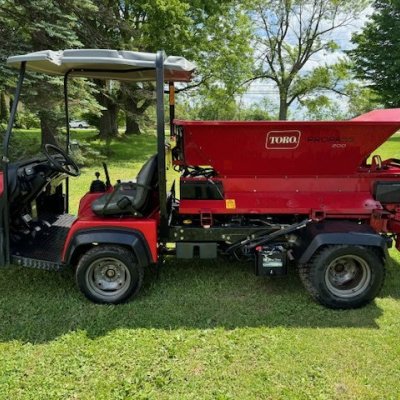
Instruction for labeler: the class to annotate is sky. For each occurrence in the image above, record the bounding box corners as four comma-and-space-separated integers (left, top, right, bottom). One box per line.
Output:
241, 5, 374, 119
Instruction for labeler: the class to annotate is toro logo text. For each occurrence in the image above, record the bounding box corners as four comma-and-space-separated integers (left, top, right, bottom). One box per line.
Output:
266, 130, 301, 149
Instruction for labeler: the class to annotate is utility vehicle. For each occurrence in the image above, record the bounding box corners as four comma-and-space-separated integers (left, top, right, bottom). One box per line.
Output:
3, 49, 400, 309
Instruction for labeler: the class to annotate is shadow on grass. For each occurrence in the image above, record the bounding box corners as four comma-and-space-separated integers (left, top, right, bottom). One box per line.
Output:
385, 135, 400, 143
1, 255, 397, 344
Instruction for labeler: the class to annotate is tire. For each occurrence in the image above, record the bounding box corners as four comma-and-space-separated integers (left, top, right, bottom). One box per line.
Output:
78, 124, 83, 128
299, 245, 385, 309
75, 245, 144, 304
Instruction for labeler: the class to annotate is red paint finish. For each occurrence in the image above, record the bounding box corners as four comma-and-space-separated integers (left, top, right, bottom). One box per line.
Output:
0, 173, 3, 195
62, 192, 159, 263
180, 192, 381, 217
77, 192, 107, 219
179, 170, 400, 217
352, 108, 400, 122
175, 110, 400, 236
175, 109, 400, 176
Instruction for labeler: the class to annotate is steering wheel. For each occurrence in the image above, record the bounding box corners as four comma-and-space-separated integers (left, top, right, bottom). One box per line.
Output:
43, 144, 80, 177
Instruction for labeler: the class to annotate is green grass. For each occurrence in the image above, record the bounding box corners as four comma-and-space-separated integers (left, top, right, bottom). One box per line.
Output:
1, 132, 400, 399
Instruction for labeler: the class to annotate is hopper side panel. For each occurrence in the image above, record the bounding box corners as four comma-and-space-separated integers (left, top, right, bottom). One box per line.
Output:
181, 122, 399, 176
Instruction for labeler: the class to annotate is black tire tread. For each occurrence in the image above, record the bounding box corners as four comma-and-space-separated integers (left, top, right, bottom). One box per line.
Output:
76, 244, 144, 304
298, 245, 386, 309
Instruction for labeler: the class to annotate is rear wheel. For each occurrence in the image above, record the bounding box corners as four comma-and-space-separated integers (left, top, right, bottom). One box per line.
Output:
76, 245, 144, 304
299, 245, 385, 309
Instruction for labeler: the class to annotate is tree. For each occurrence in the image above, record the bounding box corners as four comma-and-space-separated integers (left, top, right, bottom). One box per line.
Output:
76, 0, 253, 136
0, 0, 96, 145
182, 2, 253, 121
0, 91, 9, 124
189, 87, 240, 120
292, 60, 381, 120
351, 0, 400, 107
345, 84, 381, 117
120, 83, 154, 135
246, 0, 369, 120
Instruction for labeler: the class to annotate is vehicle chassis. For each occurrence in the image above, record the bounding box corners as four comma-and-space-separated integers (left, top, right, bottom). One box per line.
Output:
2, 49, 400, 309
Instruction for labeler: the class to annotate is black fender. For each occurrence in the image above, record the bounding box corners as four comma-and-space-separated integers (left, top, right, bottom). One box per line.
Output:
64, 228, 152, 268
296, 221, 392, 264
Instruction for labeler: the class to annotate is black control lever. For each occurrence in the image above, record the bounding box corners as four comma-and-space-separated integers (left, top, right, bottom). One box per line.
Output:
102, 162, 111, 188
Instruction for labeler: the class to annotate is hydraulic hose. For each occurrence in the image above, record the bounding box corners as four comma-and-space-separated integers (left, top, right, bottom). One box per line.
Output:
226, 218, 312, 255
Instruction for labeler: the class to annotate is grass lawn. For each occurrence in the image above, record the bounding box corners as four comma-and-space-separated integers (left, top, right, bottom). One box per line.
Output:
1, 131, 400, 399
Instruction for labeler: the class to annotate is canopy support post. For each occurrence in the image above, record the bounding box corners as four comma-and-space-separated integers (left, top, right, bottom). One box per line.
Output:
1, 62, 26, 265
156, 51, 168, 240
169, 82, 175, 137
64, 71, 72, 213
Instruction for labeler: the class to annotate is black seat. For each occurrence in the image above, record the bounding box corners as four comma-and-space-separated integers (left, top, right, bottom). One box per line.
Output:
91, 155, 158, 216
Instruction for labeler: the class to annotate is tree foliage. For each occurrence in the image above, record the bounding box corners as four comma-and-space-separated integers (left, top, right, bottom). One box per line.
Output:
0, 1, 252, 140
0, 0, 96, 144
0, 0, 373, 134
246, 0, 369, 120
351, 0, 400, 107
0, 91, 9, 124
75, 0, 252, 135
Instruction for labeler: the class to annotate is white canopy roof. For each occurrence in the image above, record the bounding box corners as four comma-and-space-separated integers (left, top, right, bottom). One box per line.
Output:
7, 49, 196, 82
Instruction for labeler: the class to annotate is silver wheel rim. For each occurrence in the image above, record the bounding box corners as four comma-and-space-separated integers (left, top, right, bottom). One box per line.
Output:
324, 254, 371, 298
85, 257, 131, 300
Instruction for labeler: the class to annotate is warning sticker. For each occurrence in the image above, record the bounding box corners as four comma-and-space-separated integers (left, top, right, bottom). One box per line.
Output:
225, 199, 236, 209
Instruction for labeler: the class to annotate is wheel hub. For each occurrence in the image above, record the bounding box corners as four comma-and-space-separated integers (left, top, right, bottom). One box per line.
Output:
106, 268, 116, 278
334, 263, 345, 273
88, 258, 130, 293
325, 255, 371, 298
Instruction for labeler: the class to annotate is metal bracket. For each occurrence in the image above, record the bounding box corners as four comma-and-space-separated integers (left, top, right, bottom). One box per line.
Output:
200, 210, 213, 228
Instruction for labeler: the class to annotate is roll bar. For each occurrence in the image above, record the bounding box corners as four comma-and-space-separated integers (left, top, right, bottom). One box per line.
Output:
1, 49, 187, 262
1, 61, 26, 263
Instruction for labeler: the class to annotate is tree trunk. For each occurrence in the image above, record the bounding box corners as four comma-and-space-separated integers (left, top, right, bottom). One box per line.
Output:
110, 103, 119, 136
39, 112, 58, 146
99, 109, 112, 140
278, 89, 289, 120
0, 91, 9, 123
97, 90, 119, 140
99, 108, 119, 139
121, 82, 153, 136
125, 113, 141, 135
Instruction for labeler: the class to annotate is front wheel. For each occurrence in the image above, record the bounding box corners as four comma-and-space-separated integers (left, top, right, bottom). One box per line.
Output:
76, 245, 144, 304
299, 245, 385, 309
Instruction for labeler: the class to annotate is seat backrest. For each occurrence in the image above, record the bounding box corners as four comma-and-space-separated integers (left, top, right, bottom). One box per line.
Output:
133, 154, 158, 210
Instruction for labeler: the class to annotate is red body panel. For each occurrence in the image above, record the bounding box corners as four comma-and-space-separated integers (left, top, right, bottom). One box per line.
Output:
179, 173, 400, 216
175, 110, 400, 227
175, 109, 400, 176
62, 192, 158, 263
180, 190, 381, 216
0, 172, 4, 195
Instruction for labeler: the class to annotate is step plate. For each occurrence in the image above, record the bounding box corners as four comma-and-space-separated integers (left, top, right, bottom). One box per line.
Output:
11, 255, 65, 271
